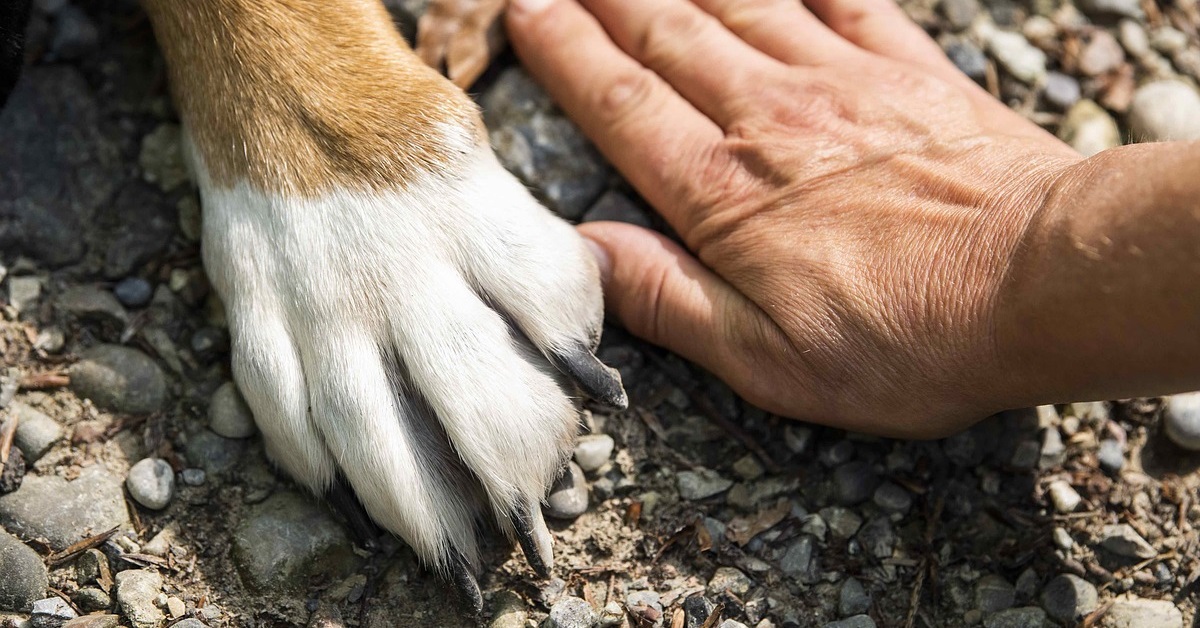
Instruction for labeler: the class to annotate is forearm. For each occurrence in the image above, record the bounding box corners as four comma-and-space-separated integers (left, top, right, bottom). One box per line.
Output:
995, 141, 1200, 407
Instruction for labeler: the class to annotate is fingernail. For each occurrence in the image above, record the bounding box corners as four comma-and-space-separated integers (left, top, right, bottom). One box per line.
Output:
582, 236, 612, 284
510, 0, 553, 16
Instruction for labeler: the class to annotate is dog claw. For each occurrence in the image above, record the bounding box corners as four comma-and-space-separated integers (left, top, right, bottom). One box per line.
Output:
448, 551, 484, 614
325, 476, 380, 547
512, 500, 553, 578
550, 344, 628, 410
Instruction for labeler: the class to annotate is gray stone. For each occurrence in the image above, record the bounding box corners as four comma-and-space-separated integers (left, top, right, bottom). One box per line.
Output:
73, 588, 111, 613
783, 425, 814, 455
718, 622, 748, 628
114, 570, 163, 628
1163, 392, 1200, 451
63, 615, 122, 628
1098, 439, 1125, 473
707, 567, 751, 597
856, 517, 895, 559
75, 549, 108, 584
987, 30, 1047, 84
872, 482, 912, 514
1043, 72, 1081, 109
208, 382, 257, 439
822, 617, 875, 628
947, 41, 988, 79
101, 184, 176, 279
839, 577, 870, 617
55, 286, 129, 327
546, 596, 597, 628
581, 192, 652, 229
181, 468, 206, 486
1052, 527, 1074, 550
940, 0, 980, 30
818, 440, 855, 468
975, 575, 1015, 615
984, 607, 1049, 628
1015, 568, 1040, 603
1059, 100, 1121, 157
731, 454, 764, 481
1047, 480, 1082, 513
69, 345, 167, 415
0, 466, 130, 550
184, 429, 245, 475
573, 434, 614, 472
820, 507, 863, 539
112, 278, 153, 308
545, 462, 588, 520
126, 458, 175, 510
1040, 574, 1098, 622
482, 69, 608, 220
0, 68, 122, 267
232, 491, 360, 592
677, 468, 733, 501
800, 513, 828, 541
139, 124, 189, 192
489, 591, 527, 628
833, 461, 878, 505
1099, 596, 1182, 628
780, 536, 819, 584
34, 327, 64, 353
1118, 20, 1150, 57
30, 597, 76, 628
1100, 524, 1156, 558
0, 531, 48, 612
625, 590, 662, 621
1079, 0, 1144, 19
1129, 81, 1200, 142
8, 277, 41, 315
10, 403, 63, 462
1150, 27, 1188, 55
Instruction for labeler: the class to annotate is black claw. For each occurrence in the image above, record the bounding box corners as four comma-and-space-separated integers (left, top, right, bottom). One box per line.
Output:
512, 504, 550, 578
549, 343, 628, 410
448, 551, 484, 614
325, 476, 380, 547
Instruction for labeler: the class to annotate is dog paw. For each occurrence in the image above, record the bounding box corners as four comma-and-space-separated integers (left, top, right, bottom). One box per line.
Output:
416, 0, 508, 88
193, 136, 624, 609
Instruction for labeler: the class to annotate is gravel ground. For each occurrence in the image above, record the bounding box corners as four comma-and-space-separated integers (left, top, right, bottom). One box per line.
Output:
2, 1, 1200, 627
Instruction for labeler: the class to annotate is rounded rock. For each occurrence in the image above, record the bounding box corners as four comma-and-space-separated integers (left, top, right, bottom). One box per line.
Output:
1059, 100, 1121, 157
0, 466, 130, 549
126, 458, 175, 510
839, 577, 871, 617
114, 570, 164, 628
1100, 595, 1182, 628
1097, 439, 1125, 473
112, 278, 152, 308
1040, 574, 1098, 623
0, 530, 49, 612
69, 345, 167, 415
545, 462, 588, 519
833, 461, 879, 505
208, 382, 257, 439
1129, 81, 1200, 143
1163, 392, 1200, 451
546, 596, 597, 628
573, 434, 614, 472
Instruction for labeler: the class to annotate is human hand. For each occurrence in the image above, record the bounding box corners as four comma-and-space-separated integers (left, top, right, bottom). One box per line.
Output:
506, 0, 1086, 438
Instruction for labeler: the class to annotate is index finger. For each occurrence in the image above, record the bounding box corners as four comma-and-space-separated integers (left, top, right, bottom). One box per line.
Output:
506, 0, 726, 239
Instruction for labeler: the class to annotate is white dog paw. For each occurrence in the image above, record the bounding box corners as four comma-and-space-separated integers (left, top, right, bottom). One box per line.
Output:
193, 137, 624, 609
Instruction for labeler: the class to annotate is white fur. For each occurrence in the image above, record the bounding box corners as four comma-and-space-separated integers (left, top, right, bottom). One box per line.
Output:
189, 133, 604, 571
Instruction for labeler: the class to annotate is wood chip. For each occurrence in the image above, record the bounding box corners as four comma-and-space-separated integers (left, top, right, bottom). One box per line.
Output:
47, 526, 120, 566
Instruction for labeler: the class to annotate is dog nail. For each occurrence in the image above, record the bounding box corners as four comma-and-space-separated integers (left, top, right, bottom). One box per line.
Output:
512, 501, 553, 577
448, 551, 484, 614
550, 344, 628, 410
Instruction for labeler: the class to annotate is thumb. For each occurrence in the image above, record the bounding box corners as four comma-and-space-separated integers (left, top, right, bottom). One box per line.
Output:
578, 221, 759, 382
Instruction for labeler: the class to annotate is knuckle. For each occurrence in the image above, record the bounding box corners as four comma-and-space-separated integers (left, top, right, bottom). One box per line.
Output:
595, 67, 660, 126
638, 8, 709, 66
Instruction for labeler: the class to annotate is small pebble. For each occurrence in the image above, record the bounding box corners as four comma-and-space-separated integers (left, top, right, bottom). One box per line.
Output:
984, 607, 1048, 628
181, 468, 207, 486
73, 588, 111, 613
1078, 30, 1125, 75
1128, 81, 1200, 142
872, 482, 912, 515
822, 616, 875, 628
1078, 0, 1143, 19
7, 276, 41, 315
208, 382, 257, 439
69, 345, 167, 415
1118, 20, 1150, 57
975, 574, 1015, 615
833, 461, 878, 505
1058, 100, 1121, 157
821, 506, 863, 539
1053, 527, 1074, 550
677, 468, 733, 501
731, 454, 764, 481
112, 277, 153, 308
1149, 27, 1188, 55
1040, 574, 1098, 622
545, 462, 588, 519
572, 434, 614, 472
31, 597, 77, 628
1162, 392, 1200, 451
1047, 480, 1081, 513
114, 570, 164, 628
940, 0, 980, 30
126, 458, 175, 510
0, 531, 49, 612
1100, 524, 1156, 558
546, 596, 597, 628
1097, 439, 1125, 473
707, 567, 751, 598
839, 577, 870, 617
1100, 595, 1183, 628
987, 30, 1047, 84
946, 41, 988, 79
10, 402, 63, 462
1043, 72, 1081, 109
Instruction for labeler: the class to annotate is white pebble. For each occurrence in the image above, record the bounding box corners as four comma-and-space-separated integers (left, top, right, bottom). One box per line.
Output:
126, 458, 176, 510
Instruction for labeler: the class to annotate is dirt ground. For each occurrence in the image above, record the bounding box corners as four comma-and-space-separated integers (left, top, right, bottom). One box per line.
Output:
2, 1, 1200, 627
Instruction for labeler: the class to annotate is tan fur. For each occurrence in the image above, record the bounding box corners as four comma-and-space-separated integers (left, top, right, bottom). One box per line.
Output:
139, 0, 484, 195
